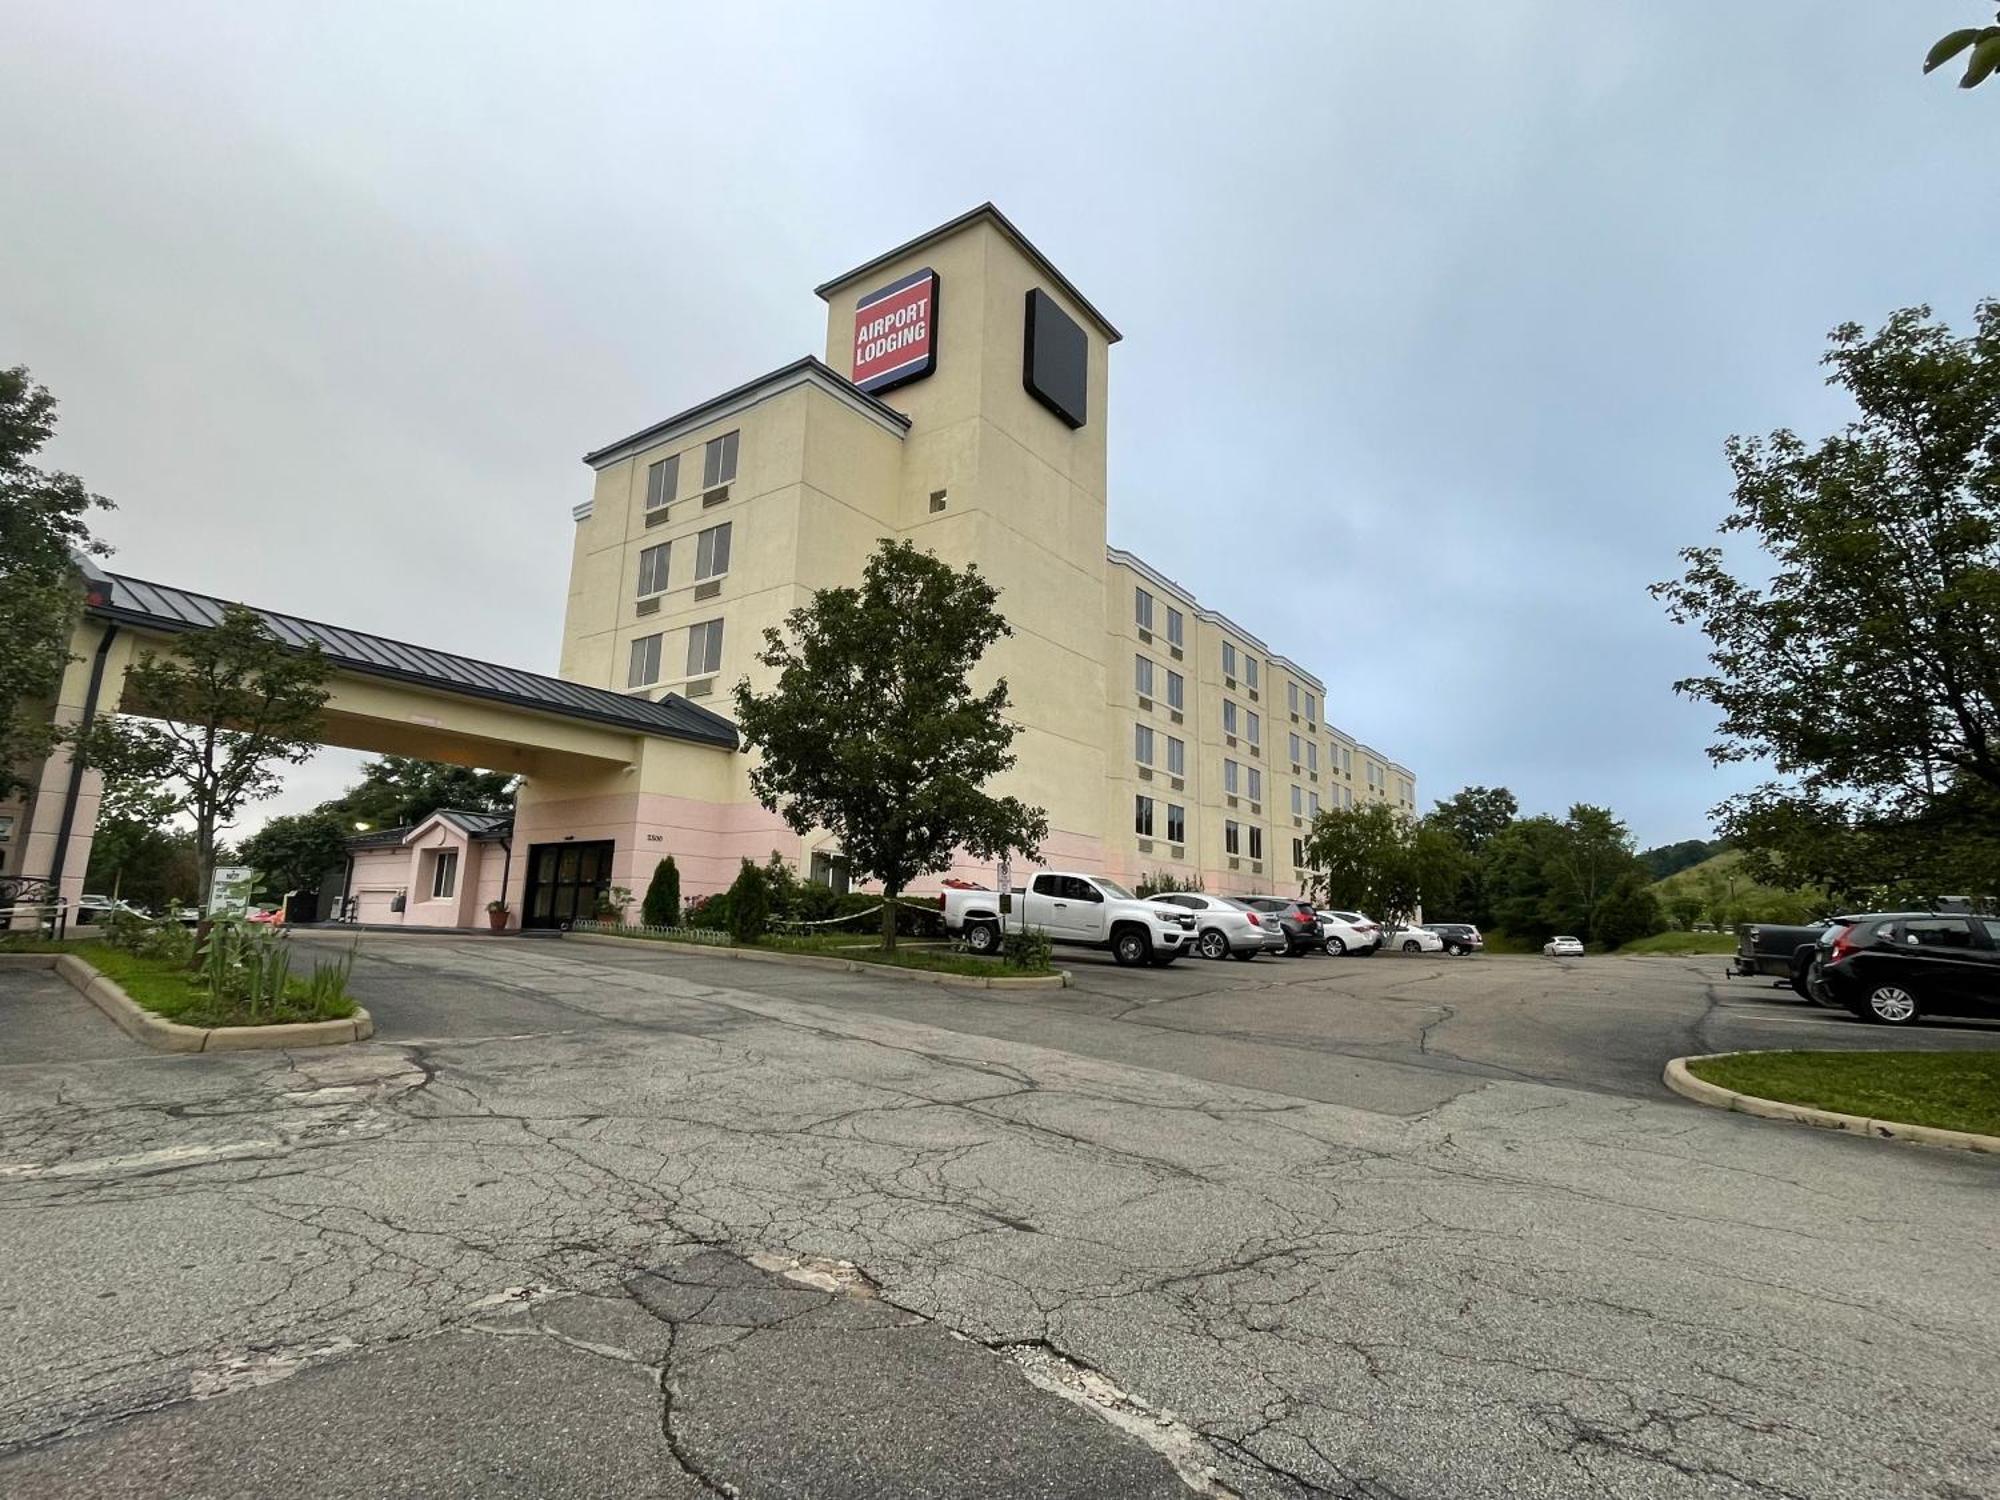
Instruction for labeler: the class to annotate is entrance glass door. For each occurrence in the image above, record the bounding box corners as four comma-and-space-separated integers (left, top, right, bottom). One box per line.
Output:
523, 840, 615, 929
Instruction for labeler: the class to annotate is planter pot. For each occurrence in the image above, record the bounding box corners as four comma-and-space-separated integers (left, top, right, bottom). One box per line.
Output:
488, 911, 509, 932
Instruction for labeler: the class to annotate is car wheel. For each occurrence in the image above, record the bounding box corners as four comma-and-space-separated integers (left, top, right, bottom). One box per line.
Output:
1864, 984, 1921, 1026
1198, 929, 1229, 960
1112, 928, 1149, 967
1402, 939, 1420, 953
1324, 935, 1346, 956
964, 922, 999, 955
1446, 942, 1465, 955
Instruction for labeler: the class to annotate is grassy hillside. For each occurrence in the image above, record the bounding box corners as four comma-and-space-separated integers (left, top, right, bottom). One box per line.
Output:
1649, 849, 1827, 927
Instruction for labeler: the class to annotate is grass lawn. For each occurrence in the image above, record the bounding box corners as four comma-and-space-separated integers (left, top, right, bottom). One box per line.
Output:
1687, 1051, 2000, 1137
1618, 931, 1738, 955
582, 926, 1056, 978
0, 936, 358, 1027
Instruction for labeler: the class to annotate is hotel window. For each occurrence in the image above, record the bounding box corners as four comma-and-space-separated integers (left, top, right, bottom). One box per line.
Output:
1288, 732, 1302, 765
1306, 741, 1318, 774
1247, 710, 1261, 746
1309, 792, 1321, 818
1293, 837, 1304, 868
1287, 683, 1299, 714
1398, 777, 1415, 803
686, 618, 724, 677
430, 849, 458, 900
1135, 655, 1155, 698
1134, 795, 1155, 837
1166, 736, 1185, 775
1167, 804, 1185, 843
1342, 746, 1354, 775
1245, 656, 1260, 690
1135, 587, 1154, 632
703, 430, 739, 488
694, 521, 732, 580
1134, 724, 1154, 764
636, 542, 670, 597
1166, 607, 1184, 648
1223, 700, 1238, 735
1221, 642, 1237, 679
1304, 692, 1316, 723
1166, 670, 1184, 709
1291, 785, 1303, 816
645, 454, 678, 514
627, 632, 662, 688
1225, 820, 1240, 855
1247, 767, 1262, 803
1343, 785, 1355, 809
1223, 759, 1239, 795
1249, 826, 1264, 859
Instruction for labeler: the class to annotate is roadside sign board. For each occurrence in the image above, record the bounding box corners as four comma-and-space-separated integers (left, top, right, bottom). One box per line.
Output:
207, 865, 254, 919
998, 856, 1012, 916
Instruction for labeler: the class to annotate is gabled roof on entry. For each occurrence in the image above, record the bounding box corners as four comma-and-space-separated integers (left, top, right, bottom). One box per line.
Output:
81, 565, 741, 751
403, 809, 514, 844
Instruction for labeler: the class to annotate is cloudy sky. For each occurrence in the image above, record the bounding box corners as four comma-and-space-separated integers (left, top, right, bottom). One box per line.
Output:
4, 3, 1994, 847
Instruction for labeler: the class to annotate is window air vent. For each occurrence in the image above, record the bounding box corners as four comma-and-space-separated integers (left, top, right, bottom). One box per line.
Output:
1309, 772, 1318, 784
1227, 857, 1241, 871
1226, 795, 1239, 809
1249, 802, 1261, 816
1169, 845, 1185, 859
1225, 734, 1237, 748
1137, 696, 1153, 712
1224, 676, 1237, 690
1250, 745, 1261, 758
1293, 817, 1303, 829
1290, 713, 1299, 724
1170, 778, 1184, 792
1136, 838, 1153, 854
1308, 722, 1317, 733
1251, 861, 1264, 874
1169, 646, 1183, 661
702, 485, 730, 507
1249, 689, 1259, 702
686, 677, 715, 698
1137, 628, 1153, 643
693, 580, 721, 601
1169, 710, 1184, 725
1137, 766, 1153, 781
645, 507, 671, 528
635, 596, 661, 616
1290, 763, 1301, 775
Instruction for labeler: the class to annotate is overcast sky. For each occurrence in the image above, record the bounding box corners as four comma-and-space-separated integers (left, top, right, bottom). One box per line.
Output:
5, 3, 1995, 848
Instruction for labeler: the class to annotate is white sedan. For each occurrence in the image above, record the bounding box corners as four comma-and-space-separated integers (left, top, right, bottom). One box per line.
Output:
1386, 925, 1444, 954
1544, 935, 1585, 957
1315, 910, 1382, 956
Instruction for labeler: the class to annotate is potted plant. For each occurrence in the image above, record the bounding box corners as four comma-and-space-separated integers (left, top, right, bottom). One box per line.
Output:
486, 899, 510, 932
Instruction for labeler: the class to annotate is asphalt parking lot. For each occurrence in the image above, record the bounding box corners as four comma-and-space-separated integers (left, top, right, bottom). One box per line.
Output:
2, 934, 1995, 1499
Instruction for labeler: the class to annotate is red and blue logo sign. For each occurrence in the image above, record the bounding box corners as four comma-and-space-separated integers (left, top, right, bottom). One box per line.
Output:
851, 267, 939, 394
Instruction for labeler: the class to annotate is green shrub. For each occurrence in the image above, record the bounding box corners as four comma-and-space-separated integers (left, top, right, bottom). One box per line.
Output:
727, 859, 770, 944
1591, 874, 1666, 950
1003, 928, 1052, 971
1135, 871, 1204, 898
642, 857, 681, 928
103, 909, 194, 965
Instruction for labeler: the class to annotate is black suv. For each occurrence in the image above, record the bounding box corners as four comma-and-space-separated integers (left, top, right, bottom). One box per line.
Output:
1232, 897, 1322, 956
1811, 911, 2000, 1026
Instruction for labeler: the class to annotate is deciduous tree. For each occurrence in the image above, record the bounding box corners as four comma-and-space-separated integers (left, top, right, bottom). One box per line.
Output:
83, 606, 331, 909
0, 367, 111, 801
1302, 802, 1464, 935
732, 540, 1047, 950
1655, 303, 2000, 896
239, 810, 350, 902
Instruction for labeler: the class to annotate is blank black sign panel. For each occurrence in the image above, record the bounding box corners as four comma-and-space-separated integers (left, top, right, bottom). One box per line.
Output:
1023, 288, 1088, 428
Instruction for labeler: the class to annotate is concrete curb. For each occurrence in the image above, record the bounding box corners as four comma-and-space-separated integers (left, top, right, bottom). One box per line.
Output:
1, 950, 373, 1052
1664, 1052, 1999, 1155
564, 931, 1073, 990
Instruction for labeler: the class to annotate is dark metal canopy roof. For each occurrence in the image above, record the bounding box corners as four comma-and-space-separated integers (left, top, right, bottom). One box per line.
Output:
81, 567, 740, 751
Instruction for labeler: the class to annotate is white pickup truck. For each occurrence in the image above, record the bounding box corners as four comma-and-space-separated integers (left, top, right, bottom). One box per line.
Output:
942, 871, 1197, 967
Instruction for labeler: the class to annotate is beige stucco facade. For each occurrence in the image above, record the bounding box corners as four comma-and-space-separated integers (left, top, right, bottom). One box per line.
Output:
560, 205, 1414, 900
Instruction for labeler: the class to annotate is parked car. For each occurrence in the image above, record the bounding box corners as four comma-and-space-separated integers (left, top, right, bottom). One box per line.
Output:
942, 871, 1196, 967
1316, 910, 1382, 956
73, 893, 151, 925
1150, 892, 1279, 960
1810, 911, 2000, 1026
245, 905, 284, 926
1231, 897, 1322, 956
1544, 935, 1585, 957
1386, 925, 1444, 954
1423, 923, 1484, 955
1733, 922, 1826, 986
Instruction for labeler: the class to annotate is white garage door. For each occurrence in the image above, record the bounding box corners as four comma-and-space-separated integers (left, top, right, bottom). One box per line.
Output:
353, 889, 401, 925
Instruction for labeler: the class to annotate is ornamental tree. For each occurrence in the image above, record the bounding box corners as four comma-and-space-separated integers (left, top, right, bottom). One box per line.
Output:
732, 539, 1047, 950
83, 605, 332, 910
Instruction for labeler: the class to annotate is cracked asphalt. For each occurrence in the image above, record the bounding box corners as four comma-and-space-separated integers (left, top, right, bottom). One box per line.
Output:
1, 936, 1995, 1498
